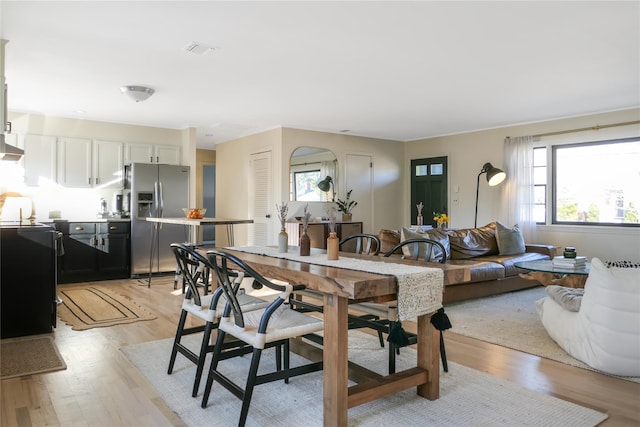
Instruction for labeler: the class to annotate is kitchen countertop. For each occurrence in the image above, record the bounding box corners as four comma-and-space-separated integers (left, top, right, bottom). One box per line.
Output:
42, 217, 132, 223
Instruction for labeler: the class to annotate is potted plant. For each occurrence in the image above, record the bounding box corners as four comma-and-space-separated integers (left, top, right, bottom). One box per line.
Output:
336, 189, 357, 221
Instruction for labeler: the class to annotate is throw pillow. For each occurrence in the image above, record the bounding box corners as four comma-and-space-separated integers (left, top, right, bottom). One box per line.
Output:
546, 285, 584, 312
495, 222, 526, 255
604, 260, 640, 269
400, 227, 448, 261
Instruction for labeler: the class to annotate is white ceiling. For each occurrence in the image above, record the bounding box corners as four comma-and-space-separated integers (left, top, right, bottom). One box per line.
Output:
2, 1, 638, 150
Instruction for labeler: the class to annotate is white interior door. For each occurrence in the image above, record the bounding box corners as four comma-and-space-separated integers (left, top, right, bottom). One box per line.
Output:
249, 151, 272, 245
346, 154, 373, 233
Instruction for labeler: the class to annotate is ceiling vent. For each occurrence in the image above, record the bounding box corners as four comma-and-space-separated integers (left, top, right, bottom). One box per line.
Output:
183, 41, 216, 55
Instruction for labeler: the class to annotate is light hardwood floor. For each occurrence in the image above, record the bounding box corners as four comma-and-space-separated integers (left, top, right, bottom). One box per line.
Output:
1, 277, 638, 426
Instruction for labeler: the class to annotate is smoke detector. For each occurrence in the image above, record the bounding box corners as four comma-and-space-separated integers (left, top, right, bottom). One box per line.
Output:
183, 41, 216, 55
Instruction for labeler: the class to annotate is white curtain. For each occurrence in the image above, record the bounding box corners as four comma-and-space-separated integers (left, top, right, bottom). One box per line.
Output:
503, 136, 536, 242
320, 160, 336, 201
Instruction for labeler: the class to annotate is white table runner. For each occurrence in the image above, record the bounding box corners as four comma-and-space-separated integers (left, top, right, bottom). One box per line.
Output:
226, 246, 444, 321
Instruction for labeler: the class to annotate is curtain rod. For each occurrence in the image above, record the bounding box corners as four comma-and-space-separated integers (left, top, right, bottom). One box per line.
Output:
507, 120, 640, 139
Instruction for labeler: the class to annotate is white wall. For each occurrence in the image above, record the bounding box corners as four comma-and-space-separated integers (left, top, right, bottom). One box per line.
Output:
2, 112, 195, 220
404, 108, 640, 261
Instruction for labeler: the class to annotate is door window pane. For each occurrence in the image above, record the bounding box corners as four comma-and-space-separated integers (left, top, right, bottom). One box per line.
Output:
430, 164, 443, 175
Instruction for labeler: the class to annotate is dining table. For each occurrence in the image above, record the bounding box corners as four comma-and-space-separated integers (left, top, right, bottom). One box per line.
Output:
215, 246, 471, 427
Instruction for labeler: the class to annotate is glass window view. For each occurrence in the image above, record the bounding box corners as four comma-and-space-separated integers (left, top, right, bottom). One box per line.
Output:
533, 147, 547, 223
293, 169, 323, 201
553, 138, 640, 225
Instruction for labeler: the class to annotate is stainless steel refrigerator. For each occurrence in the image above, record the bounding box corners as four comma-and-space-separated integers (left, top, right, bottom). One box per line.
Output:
126, 163, 190, 276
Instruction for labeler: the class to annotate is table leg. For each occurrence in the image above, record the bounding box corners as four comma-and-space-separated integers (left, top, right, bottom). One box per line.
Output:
226, 224, 234, 246
323, 293, 349, 427
147, 222, 159, 288
417, 313, 440, 399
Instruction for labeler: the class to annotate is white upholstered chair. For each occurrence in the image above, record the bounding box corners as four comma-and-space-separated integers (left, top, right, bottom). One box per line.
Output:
536, 257, 640, 376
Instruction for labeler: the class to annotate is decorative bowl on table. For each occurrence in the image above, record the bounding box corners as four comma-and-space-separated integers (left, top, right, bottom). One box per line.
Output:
182, 208, 206, 219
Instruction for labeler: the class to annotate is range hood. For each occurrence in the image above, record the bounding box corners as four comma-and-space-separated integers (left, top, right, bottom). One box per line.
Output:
1, 39, 21, 161
0, 133, 23, 161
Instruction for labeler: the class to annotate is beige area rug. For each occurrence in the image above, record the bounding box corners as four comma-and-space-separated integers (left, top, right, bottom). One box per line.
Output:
57, 286, 156, 330
446, 287, 640, 383
122, 331, 608, 427
1, 334, 67, 379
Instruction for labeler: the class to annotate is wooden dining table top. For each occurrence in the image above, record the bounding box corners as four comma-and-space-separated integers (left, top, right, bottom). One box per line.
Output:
219, 247, 471, 301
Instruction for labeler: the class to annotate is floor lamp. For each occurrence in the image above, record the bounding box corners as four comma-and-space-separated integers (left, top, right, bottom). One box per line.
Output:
474, 162, 506, 228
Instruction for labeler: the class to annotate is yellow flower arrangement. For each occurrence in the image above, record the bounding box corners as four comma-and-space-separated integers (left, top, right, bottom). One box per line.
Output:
433, 212, 450, 226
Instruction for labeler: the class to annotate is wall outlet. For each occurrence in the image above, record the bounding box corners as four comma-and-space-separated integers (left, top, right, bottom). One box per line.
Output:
452, 199, 459, 205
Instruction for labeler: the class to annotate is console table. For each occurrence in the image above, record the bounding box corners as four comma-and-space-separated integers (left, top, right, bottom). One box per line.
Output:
285, 220, 362, 250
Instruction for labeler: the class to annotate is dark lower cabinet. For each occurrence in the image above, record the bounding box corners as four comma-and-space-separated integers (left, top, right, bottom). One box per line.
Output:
57, 221, 130, 283
1, 224, 57, 338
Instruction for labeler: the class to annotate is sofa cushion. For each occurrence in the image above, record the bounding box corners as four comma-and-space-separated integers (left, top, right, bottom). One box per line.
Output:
546, 285, 584, 312
447, 259, 505, 283
495, 222, 526, 255
446, 222, 499, 259
483, 251, 551, 277
400, 227, 449, 261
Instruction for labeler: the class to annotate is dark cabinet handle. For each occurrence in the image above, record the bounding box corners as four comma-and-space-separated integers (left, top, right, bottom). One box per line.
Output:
110, 226, 118, 230
265, 214, 271, 218
75, 226, 84, 231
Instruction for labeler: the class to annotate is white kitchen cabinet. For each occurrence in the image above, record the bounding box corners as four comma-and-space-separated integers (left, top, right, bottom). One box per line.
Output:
155, 144, 181, 165
125, 142, 181, 165
126, 142, 155, 164
94, 140, 124, 188
23, 134, 57, 186
57, 137, 92, 187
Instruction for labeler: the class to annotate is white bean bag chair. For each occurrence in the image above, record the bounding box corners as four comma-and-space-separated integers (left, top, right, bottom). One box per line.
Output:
536, 257, 640, 376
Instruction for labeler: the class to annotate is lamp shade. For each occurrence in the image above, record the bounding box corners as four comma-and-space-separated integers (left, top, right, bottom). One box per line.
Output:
120, 85, 154, 102
317, 176, 334, 201
484, 163, 506, 186
317, 176, 333, 192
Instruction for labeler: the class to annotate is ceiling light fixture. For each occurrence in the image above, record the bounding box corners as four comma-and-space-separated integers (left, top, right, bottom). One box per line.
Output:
120, 85, 155, 102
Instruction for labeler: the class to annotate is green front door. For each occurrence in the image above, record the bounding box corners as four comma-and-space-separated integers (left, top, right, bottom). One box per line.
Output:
411, 157, 448, 227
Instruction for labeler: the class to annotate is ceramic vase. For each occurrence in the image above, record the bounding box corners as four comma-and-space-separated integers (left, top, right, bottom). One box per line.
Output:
299, 230, 311, 256
327, 231, 339, 260
278, 227, 289, 253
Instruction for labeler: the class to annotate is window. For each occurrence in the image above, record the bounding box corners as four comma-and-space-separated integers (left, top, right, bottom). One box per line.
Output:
533, 147, 547, 224
291, 169, 323, 201
552, 137, 640, 226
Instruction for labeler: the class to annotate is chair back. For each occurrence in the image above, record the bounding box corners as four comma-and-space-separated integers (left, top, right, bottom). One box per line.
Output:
171, 243, 210, 306
384, 238, 447, 263
339, 233, 381, 255
207, 249, 305, 332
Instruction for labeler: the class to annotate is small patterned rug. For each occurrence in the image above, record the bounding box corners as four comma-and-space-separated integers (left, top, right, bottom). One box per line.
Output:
57, 286, 156, 331
1, 334, 66, 379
